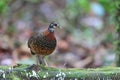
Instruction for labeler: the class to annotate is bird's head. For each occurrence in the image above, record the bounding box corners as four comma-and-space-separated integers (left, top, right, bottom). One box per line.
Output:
48, 21, 61, 32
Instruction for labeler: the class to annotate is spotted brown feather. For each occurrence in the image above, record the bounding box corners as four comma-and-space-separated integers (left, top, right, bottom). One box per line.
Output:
28, 31, 56, 55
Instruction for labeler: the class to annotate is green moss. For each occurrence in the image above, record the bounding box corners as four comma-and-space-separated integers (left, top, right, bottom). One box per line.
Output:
0, 65, 120, 79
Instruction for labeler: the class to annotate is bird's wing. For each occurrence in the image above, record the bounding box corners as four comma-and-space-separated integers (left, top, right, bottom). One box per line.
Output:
28, 37, 32, 48
27, 32, 43, 48
27, 32, 38, 48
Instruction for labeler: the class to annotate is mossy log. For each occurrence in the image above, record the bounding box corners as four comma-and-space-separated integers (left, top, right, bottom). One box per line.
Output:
0, 64, 120, 80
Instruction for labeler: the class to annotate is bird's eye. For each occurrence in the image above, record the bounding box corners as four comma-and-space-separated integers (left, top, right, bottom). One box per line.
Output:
54, 24, 57, 26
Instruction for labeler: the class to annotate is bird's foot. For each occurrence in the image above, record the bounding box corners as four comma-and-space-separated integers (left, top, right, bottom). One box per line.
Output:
26, 64, 41, 71
13, 64, 22, 68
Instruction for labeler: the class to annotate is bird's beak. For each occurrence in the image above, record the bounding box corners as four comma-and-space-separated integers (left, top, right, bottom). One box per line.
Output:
58, 26, 62, 29
53, 25, 62, 29
57, 24, 62, 29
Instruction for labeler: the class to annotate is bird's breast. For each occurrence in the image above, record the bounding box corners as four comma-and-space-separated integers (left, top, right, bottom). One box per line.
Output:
30, 33, 56, 55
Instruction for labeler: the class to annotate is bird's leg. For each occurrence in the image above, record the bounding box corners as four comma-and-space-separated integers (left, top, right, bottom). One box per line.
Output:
26, 55, 41, 71
43, 56, 48, 66
37, 55, 48, 66
37, 55, 45, 65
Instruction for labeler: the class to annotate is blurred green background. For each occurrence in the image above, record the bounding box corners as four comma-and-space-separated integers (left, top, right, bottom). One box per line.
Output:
0, 0, 115, 68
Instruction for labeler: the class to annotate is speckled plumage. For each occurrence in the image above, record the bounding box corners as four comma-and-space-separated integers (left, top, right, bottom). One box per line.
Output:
28, 31, 56, 55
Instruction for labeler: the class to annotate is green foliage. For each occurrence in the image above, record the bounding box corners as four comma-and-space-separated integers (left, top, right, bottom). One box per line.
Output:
77, 0, 90, 12
98, 0, 114, 13
114, 0, 120, 66
105, 32, 114, 42
6, 25, 16, 33
65, 0, 90, 29
66, 0, 90, 19
0, 0, 11, 15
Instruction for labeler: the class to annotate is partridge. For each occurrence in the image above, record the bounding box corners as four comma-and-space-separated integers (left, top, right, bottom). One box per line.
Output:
28, 22, 60, 66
